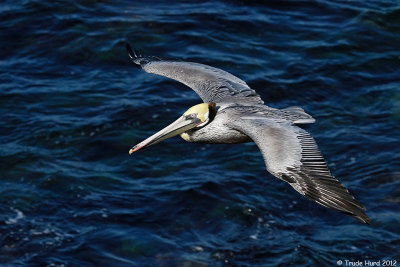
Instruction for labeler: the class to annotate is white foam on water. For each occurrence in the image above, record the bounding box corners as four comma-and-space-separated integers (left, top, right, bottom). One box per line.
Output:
5, 208, 25, 224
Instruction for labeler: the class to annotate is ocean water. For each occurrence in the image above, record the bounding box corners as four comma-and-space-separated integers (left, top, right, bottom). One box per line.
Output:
1, 0, 399, 265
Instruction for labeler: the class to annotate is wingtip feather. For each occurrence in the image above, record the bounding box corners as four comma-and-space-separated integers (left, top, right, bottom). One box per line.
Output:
125, 43, 143, 65
125, 43, 134, 59
352, 209, 370, 224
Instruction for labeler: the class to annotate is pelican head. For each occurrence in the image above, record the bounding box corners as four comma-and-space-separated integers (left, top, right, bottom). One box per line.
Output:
129, 103, 216, 154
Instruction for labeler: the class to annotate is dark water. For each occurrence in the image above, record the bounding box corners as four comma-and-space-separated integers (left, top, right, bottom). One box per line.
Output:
1, 0, 399, 265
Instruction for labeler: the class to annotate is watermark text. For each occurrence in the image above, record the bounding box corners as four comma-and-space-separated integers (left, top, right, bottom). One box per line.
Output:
336, 259, 397, 266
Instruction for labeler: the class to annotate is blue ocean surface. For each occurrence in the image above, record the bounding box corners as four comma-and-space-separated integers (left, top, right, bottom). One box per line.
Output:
1, 0, 399, 265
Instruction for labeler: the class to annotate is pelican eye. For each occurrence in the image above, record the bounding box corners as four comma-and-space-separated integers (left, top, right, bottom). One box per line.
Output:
185, 113, 197, 120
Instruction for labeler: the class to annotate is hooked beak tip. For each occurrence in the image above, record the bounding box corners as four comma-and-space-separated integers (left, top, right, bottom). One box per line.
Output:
129, 145, 140, 155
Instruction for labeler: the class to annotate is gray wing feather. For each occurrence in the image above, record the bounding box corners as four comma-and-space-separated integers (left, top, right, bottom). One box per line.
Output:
126, 45, 263, 104
230, 117, 370, 223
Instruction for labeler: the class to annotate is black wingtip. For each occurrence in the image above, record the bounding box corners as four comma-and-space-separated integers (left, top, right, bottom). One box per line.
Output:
355, 211, 371, 224
133, 48, 141, 58
125, 43, 148, 65
125, 43, 172, 66
125, 43, 135, 60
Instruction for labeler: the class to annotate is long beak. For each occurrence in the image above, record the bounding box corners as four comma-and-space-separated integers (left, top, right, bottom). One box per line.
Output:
129, 116, 201, 154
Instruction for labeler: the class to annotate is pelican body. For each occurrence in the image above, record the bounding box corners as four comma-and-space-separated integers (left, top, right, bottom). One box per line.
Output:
126, 44, 370, 224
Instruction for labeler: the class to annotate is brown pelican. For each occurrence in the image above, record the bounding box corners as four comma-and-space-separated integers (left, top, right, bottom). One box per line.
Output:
126, 44, 370, 224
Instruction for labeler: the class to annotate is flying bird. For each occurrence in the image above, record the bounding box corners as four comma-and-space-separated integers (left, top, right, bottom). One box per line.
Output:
126, 43, 370, 224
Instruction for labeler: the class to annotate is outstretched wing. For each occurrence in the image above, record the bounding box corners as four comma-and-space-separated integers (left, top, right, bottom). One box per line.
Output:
230, 117, 370, 223
126, 44, 264, 104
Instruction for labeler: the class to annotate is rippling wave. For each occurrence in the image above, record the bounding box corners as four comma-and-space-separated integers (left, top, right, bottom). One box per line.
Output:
1, 0, 399, 265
